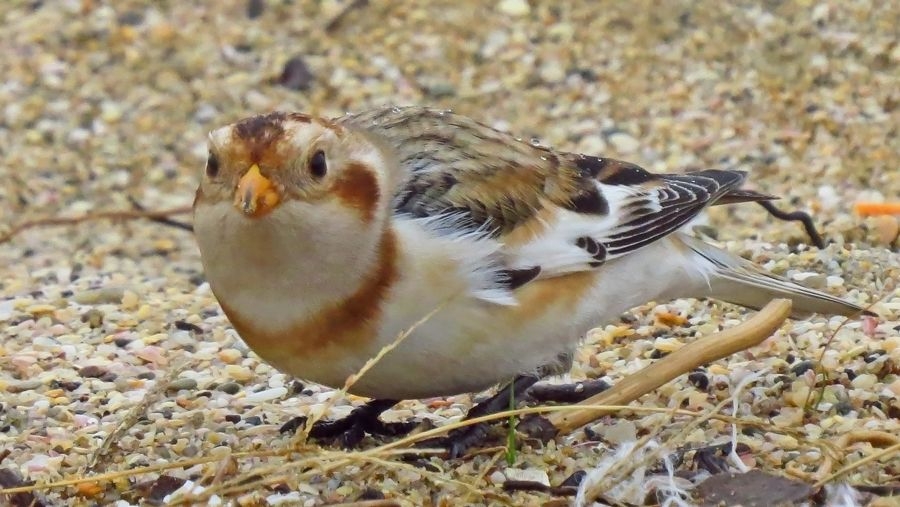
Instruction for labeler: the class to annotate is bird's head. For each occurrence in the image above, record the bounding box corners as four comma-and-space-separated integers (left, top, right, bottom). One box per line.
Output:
195, 111, 392, 223
193, 112, 398, 306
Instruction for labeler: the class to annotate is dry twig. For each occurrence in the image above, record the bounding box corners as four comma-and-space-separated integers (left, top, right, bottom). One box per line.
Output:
545, 299, 793, 434
813, 431, 900, 487
0, 205, 193, 245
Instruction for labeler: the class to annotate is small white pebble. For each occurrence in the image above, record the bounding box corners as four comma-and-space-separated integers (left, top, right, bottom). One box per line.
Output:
267, 492, 303, 506
504, 468, 550, 488
163, 480, 197, 503
0, 299, 14, 321
817, 185, 840, 210
244, 386, 287, 404
489, 470, 506, 485
791, 272, 826, 289
850, 374, 877, 390
608, 132, 640, 154
497, 0, 530, 16
539, 61, 566, 83
577, 134, 606, 154
597, 420, 637, 445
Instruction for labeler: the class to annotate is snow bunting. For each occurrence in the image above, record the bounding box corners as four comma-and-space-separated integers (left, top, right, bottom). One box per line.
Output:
193, 106, 867, 446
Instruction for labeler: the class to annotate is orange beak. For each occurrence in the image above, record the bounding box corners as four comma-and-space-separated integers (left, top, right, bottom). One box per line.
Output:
234, 164, 280, 218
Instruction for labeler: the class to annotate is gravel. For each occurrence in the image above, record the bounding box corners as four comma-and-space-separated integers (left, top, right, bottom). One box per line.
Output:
1, 1, 898, 505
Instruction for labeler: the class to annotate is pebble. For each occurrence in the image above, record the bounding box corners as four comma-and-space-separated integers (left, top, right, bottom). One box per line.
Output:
577, 134, 607, 155
790, 360, 816, 376
1, 1, 897, 503
825, 275, 844, 288
497, 0, 530, 16
850, 373, 877, 390
278, 56, 314, 91
791, 272, 827, 289
489, 470, 507, 486
504, 468, 550, 488
608, 132, 640, 154
7, 380, 43, 393
888, 379, 900, 396
168, 378, 199, 392
225, 365, 253, 382
121, 290, 139, 310
246, 0, 265, 19
135, 346, 167, 364
73, 287, 125, 305
597, 420, 637, 445
218, 348, 243, 364
217, 382, 242, 395
79, 365, 110, 379
244, 386, 287, 403
26, 304, 57, 317
870, 215, 899, 245
539, 61, 566, 84
0, 299, 16, 321
81, 309, 104, 328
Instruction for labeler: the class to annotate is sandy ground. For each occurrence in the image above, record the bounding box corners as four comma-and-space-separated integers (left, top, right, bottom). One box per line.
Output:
1, 1, 898, 505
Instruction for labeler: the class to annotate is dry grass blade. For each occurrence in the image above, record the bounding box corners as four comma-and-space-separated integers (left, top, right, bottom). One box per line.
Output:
0, 205, 193, 244
0, 403, 803, 498
547, 299, 793, 434
813, 431, 900, 488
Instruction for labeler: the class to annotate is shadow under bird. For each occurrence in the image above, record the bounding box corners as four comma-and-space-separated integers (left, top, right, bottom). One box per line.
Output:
192, 106, 869, 456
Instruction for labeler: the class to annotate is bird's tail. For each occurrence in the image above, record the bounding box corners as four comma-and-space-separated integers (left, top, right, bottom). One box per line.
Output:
679, 234, 871, 319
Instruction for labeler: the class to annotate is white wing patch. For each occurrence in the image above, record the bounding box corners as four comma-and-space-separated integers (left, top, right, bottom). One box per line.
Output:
395, 213, 518, 305
505, 177, 731, 279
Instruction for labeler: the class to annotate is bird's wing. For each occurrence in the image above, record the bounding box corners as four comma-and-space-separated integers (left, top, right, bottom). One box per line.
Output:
341, 106, 772, 283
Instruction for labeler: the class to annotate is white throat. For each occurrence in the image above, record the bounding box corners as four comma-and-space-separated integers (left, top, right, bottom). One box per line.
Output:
193, 200, 380, 333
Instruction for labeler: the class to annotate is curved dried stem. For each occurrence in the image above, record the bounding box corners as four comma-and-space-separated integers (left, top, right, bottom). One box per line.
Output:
0, 205, 193, 244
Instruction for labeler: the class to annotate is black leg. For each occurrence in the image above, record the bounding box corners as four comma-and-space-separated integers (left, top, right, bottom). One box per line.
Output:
422, 374, 541, 459
279, 398, 416, 448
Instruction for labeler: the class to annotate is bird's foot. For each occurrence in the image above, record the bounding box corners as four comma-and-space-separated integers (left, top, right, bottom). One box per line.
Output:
415, 374, 542, 458
280, 399, 415, 448
415, 422, 496, 459
417, 377, 610, 457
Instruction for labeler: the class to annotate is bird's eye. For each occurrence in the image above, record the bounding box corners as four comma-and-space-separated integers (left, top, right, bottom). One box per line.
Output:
206, 152, 220, 178
309, 150, 327, 178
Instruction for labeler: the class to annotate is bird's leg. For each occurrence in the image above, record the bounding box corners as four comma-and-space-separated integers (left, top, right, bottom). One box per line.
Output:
416, 353, 577, 458
436, 375, 611, 457
279, 398, 416, 448
434, 374, 542, 459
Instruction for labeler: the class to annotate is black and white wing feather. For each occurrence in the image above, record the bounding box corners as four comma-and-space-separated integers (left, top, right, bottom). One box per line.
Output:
342, 107, 773, 283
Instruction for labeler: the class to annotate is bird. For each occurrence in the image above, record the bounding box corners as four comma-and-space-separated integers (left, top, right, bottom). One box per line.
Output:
192, 106, 869, 454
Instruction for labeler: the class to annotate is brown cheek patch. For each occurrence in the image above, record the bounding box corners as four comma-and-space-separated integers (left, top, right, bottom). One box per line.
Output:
332, 162, 380, 223
218, 228, 398, 363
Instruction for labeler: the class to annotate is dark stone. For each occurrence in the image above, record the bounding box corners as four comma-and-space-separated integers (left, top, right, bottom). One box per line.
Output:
278, 56, 314, 91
